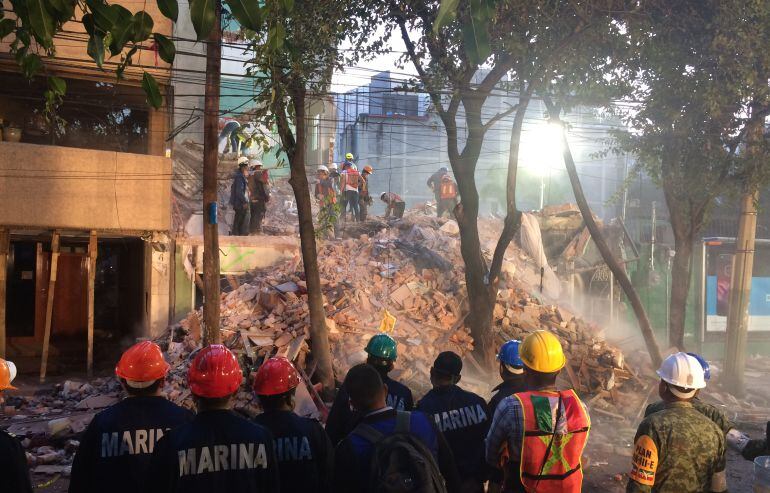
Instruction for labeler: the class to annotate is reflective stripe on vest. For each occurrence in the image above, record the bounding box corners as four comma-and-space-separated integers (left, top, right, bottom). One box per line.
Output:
440, 181, 457, 199
344, 170, 361, 189
515, 390, 590, 493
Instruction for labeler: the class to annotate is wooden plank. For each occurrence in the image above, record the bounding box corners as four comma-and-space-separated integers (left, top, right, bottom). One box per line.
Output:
86, 231, 97, 377
40, 231, 60, 383
0, 228, 9, 359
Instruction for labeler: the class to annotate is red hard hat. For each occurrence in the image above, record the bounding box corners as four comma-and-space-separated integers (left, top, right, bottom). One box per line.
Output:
188, 344, 243, 398
253, 357, 301, 396
115, 341, 170, 384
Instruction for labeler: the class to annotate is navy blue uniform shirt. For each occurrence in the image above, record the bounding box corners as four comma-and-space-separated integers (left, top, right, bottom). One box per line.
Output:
146, 409, 280, 493
417, 385, 491, 481
68, 396, 194, 493
1, 429, 33, 493
333, 408, 460, 493
325, 374, 414, 446
253, 410, 334, 493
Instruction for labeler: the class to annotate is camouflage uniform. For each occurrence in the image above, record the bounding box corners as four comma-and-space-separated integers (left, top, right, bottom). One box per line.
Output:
645, 398, 733, 435
627, 401, 726, 493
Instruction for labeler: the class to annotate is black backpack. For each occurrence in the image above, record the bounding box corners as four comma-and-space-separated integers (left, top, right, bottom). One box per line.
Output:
353, 411, 448, 493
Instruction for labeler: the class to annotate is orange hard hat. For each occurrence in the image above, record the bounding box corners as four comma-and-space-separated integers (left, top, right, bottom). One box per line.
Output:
0, 358, 18, 391
363, 165, 374, 174
188, 345, 243, 398
253, 357, 301, 396
115, 341, 170, 387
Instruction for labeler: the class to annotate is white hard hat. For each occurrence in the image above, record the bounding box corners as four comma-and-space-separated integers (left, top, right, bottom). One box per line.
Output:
317, 165, 329, 173
237, 156, 249, 165
249, 159, 263, 168
329, 163, 339, 170
657, 352, 707, 398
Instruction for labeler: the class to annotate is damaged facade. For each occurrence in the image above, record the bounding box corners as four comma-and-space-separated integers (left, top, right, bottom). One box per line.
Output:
0, 1, 173, 373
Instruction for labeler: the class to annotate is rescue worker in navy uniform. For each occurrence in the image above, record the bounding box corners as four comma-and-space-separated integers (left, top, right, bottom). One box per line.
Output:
417, 351, 490, 493
333, 363, 461, 493
487, 340, 527, 493
69, 342, 193, 493
147, 345, 279, 493
252, 357, 334, 493
325, 333, 414, 445
488, 340, 527, 415
0, 357, 33, 493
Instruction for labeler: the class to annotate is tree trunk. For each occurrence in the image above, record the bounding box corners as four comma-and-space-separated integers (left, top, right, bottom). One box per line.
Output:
451, 100, 496, 368
202, 4, 222, 345
488, 91, 531, 284
544, 99, 663, 368
279, 88, 335, 391
667, 226, 694, 350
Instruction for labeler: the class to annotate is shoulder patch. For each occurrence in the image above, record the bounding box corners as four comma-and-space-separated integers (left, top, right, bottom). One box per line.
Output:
630, 434, 658, 486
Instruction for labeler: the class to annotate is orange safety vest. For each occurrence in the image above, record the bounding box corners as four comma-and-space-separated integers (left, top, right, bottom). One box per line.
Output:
440, 179, 458, 199
515, 390, 590, 493
343, 169, 361, 189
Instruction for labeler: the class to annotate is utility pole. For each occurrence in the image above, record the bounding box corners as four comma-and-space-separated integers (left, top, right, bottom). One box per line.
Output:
202, 2, 222, 345
724, 106, 764, 396
723, 191, 758, 395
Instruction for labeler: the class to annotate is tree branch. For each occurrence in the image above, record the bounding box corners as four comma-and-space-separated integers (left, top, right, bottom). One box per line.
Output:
483, 102, 520, 132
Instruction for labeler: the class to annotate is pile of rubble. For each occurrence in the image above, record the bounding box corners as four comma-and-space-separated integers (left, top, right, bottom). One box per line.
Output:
187, 210, 650, 406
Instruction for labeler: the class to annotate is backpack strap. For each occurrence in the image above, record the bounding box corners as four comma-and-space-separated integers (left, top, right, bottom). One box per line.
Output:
354, 423, 386, 444
395, 411, 411, 434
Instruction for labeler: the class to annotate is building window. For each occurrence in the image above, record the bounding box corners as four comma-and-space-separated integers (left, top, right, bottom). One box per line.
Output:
0, 71, 152, 154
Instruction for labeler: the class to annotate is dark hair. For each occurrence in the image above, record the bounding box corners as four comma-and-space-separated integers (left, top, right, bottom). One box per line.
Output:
195, 395, 232, 411
257, 389, 295, 411
344, 364, 384, 411
121, 378, 163, 397
525, 368, 559, 388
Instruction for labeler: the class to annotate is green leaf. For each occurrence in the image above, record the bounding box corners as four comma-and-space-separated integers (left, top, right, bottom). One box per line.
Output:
87, 33, 105, 68
268, 23, 285, 51
282, 0, 294, 12
47, 0, 76, 19
142, 72, 162, 109
86, 0, 117, 31
107, 5, 134, 56
157, 0, 179, 22
130, 11, 154, 42
224, 0, 260, 31
0, 18, 15, 40
189, 0, 216, 41
27, 0, 56, 48
434, 0, 459, 32
82, 13, 95, 36
462, 0, 491, 65
153, 33, 175, 64
20, 53, 43, 78
48, 76, 67, 95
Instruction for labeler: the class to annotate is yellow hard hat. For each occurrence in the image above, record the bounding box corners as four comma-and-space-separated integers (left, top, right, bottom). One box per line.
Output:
519, 330, 566, 373
345, 152, 354, 160
0, 358, 18, 390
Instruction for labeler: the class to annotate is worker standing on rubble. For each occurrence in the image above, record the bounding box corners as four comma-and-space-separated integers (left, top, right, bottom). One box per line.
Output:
147, 345, 279, 493
69, 341, 193, 493
315, 165, 339, 238
427, 166, 449, 215
381, 191, 406, 219
252, 357, 334, 493
340, 161, 362, 223
626, 352, 726, 493
247, 160, 270, 234
438, 174, 459, 218
325, 333, 414, 445
487, 340, 527, 493
230, 158, 251, 236
0, 358, 33, 493
485, 330, 590, 493
333, 363, 461, 493
359, 165, 374, 221
417, 351, 490, 493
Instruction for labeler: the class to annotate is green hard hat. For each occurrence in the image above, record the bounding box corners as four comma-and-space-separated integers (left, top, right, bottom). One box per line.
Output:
365, 334, 398, 361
